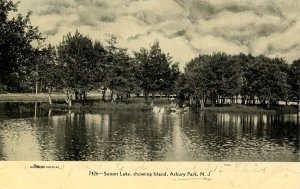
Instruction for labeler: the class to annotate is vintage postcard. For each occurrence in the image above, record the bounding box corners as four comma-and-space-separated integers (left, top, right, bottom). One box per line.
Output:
0, 0, 299, 188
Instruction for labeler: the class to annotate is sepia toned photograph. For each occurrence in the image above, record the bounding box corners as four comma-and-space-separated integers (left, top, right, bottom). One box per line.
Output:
0, 0, 299, 164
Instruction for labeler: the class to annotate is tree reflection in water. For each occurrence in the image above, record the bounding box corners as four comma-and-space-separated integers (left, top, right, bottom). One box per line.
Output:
0, 103, 298, 161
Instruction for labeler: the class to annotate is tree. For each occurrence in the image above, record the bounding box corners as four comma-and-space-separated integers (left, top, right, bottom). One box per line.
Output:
24, 44, 58, 96
289, 59, 300, 108
208, 53, 242, 105
57, 30, 104, 106
237, 53, 256, 104
176, 73, 192, 107
185, 55, 210, 108
184, 53, 242, 108
134, 41, 179, 104
161, 63, 180, 98
103, 35, 139, 102
37, 45, 61, 104
0, 0, 43, 91
242, 56, 289, 108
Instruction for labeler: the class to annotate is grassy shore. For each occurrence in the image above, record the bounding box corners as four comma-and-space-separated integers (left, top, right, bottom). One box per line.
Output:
0, 93, 99, 102
198, 104, 299, 113
0, 93, 156, 111
40, 102, 153, 111
0, 93, 173, 111
0, 93, 172, 103
1, 93, 299, 113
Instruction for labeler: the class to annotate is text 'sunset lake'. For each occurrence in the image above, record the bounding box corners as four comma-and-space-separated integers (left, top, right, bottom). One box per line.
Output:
0, 103, 298, 161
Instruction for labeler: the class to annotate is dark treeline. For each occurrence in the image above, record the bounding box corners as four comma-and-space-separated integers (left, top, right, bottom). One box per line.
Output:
178, 53, 300, 109
1, 0, 300, 108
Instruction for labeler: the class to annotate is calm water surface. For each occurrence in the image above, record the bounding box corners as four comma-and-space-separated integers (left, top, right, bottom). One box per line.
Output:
0, 102, 299, 161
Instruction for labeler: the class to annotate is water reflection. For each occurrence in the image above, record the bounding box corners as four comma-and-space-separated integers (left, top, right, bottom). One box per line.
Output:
0, 102, 298, 161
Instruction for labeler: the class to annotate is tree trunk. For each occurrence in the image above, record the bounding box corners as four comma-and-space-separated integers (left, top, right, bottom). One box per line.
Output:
204, 96, 208, 106
111, 90, 114, 102
144, 92, 149, 104
35, 80, 38, 95
297, 111, 299, 127
102, 88, 107, 101
79, 91, 83, 101
241, 96, 245, 105
34, 102, 37, 119
195, 97, 200, 108
216, 95, 219, 105
69, 94, 72, 107
40, 80, 43, 93
48, 87, 52, 105
189, 94, 193, 107
75, 91, 79, 101
247, 97, 250, 105
65, 91, 72, 107
83, 91, 87, 101
48, 109, 52, 117
151, 93, 155, 105
116, 92, 119, 102
200, 98, 205, 108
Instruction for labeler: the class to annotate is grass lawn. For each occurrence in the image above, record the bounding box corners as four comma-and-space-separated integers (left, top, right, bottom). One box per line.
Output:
0, 92, 100, 102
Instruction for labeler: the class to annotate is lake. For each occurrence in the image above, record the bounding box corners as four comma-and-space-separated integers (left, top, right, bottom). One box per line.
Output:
0, 102, 298, 161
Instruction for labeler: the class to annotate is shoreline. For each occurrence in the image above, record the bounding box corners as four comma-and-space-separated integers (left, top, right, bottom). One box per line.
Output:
0, 94, 299, 113
196, 105, 299, 114
40, 102, 153, 111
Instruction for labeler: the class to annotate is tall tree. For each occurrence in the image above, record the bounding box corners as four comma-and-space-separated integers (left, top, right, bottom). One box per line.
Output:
237, 53, 256, 104
37, 45, 60, 104
57, 30, 102, 106
25, 45, 58, 95
103, 35, 139, 102
0, 0, 43, 90
175, 73, 192, 107
208, 53, 242, 104
241, 55, 289, 107
185, 53, 242, 108
185, 55, 210, 108
134, 41, 178, 104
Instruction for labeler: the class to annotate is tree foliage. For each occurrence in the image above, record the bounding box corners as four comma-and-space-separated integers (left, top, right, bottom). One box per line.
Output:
134, 41, 179, 103
242, 56, 289, 105
289, 59, 300, 103
185, 53, 242, 107
103, 35, 139, 101
184, 53, 293, 108
56, 31, 107, 105
0, 0, 43, 90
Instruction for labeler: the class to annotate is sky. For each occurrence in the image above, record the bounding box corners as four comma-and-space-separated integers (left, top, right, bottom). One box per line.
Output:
16, 0, 300, 69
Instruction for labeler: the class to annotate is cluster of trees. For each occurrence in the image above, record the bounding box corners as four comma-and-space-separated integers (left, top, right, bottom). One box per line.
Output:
0, 0, 179, 107
52, 32, 179, 106
7, 30, 179, 106
1, 0, 300, 108
178, 53, 300, 108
